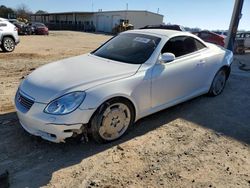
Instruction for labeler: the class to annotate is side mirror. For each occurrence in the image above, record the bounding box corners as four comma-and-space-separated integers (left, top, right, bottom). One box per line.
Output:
159, 53, 175, 63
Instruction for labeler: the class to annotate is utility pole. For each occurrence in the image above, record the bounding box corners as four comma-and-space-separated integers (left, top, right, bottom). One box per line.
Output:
225, 0, 244, 51
91, 0, 94, 12
125, 3, 128, 21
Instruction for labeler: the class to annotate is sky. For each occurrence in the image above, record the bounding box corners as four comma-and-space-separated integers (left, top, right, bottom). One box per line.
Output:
1, 0, 249, 30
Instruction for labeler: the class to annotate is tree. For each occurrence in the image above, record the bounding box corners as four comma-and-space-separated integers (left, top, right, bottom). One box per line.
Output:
15, 4, 32, 19
0, 5, 15, 18
35, 10, 48, 14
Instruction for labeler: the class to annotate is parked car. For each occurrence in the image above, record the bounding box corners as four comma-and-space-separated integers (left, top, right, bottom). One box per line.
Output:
30, 22, 49, 35
15, 29, 233, 143
0, 17, 20, 52
12, 21, 33, 35
234, 38, 245, 54
8, 19, 32, 35
236, 32, 250, 49
193, 30, 225, 47
12, 21, 24, 35
140, 24, 186, 31
213, 31, 228, 37
8, 19, 18, 24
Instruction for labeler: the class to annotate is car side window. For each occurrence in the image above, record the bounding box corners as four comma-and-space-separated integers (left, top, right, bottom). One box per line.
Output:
161, 36, 206, 58
200, 32, 211, 39
195, 39, 206, 50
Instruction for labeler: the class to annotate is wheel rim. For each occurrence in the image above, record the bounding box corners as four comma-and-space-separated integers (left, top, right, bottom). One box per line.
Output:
99, 103, 131, 140
4, 38, 14, 52
213, 71, 226, 95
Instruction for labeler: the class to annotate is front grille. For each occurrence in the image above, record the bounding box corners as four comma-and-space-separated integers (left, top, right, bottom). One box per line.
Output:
17, 92, 34, 110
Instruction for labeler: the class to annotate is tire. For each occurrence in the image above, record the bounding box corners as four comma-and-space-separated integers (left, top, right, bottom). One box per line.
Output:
1, 37, 15, 52
90, 98, 135, 144
208, 69, 227, 96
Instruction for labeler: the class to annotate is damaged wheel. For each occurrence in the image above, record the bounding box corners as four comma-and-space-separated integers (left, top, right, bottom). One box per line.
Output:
90, 98, 135, 143
208, 68, 227, 96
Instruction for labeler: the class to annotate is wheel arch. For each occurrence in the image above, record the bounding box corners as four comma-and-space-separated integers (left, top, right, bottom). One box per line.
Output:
220, 65, 231, 80
209, 64, 231, 86
208, 65, 230, 96
1, 35, 16, 52
1, 35, 15, 42
87, 95, 138, 128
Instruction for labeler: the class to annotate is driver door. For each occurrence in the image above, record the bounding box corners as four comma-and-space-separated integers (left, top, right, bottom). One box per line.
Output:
151, 36, 208, 108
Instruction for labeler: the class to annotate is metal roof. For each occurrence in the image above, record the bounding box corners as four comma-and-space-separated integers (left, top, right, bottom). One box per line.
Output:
31, 10, 163, 17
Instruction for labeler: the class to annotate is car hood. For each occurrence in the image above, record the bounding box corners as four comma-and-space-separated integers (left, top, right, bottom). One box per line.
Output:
20, 54, 140, 103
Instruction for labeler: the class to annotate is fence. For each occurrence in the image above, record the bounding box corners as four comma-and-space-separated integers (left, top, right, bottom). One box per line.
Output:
46, 23, 95, 32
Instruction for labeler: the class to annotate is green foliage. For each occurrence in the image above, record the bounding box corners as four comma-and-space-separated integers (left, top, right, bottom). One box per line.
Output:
35, 10, 48, 14
0, 5, 15, 18
15, 4, 32, 19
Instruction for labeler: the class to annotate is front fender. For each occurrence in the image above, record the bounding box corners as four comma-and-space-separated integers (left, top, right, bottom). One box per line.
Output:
78, 70, 151, 121
207, 50, 233, 88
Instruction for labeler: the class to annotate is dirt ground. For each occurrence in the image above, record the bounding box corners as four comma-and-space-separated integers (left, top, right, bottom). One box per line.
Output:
0, 31, 249, 188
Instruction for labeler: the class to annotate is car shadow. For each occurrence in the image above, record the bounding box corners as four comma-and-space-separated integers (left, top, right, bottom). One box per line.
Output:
0, 74, 249, 187
0, 49, 6, 53
0, 48, 13, 53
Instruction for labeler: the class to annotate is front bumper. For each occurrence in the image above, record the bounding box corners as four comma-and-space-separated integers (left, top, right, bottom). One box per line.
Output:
36, 30, 49, 35
13, 32, 20, 45
15, 92, 96, 143
15, 37, 20, 45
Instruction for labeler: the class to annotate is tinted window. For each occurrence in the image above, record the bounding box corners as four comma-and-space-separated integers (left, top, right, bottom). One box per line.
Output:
162, 36, 206, 57
140, 24, 185, 31
195, 39, 206, 50
93, 33, 161, 64
200, 32, 212, 39
33, 23, 45, 27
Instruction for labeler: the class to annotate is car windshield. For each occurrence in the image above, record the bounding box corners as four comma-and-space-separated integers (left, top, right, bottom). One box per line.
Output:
92, 33, 161, 64
34, 23, 45, 27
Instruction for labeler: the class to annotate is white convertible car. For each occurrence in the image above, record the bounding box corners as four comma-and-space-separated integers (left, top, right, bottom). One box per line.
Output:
15, 29, 233, 143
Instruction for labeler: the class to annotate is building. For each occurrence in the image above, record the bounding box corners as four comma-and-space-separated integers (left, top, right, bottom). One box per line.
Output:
30, 10, 164, 33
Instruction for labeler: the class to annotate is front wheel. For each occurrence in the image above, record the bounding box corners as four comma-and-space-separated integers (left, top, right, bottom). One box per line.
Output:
208, 69, 227, 96
90, 99, 135, 143
1, 37, 15, 52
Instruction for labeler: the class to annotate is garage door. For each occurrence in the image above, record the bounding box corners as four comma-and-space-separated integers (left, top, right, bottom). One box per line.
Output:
97, 15, 110, 32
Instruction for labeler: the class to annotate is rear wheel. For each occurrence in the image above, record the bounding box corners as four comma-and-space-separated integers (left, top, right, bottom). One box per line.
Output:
90, 99, 135, 143
208, 69, 227, 96
1, 37, 15, 52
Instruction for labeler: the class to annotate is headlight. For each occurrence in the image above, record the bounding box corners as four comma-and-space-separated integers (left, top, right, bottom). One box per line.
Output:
44, 91, 86, 115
